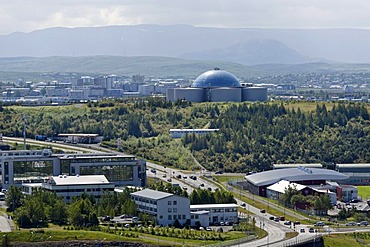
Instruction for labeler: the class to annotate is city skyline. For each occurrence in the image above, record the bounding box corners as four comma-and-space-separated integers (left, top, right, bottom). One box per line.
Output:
1, 0, 370, 35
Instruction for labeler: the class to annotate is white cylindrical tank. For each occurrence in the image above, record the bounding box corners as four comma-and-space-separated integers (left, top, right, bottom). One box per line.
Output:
174, 88, 205, 102
209, 88, 242, 102
242, 87, 268, 102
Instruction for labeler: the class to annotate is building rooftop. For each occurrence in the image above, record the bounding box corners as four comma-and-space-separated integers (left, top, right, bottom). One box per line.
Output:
49, 175, 111, 186
266, 180, 307, 194
131, 188, 174, 200
246, 167, 348, 187
191, 68, 241, 88
336, 164, 370, 169
190, 204, 238, 209
273, 164, 323, 169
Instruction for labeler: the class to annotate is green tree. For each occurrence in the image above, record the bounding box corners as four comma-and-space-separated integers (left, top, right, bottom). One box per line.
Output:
5, 186, 24, 212
50, 199, 68, 225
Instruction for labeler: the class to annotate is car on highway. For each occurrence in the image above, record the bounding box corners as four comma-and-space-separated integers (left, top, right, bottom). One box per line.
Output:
358, 221, 368, 226
215, 170, 223, 174
294, 221, 301, 225
346, 222, 357, 226
176, 174, 182, 179
182, 185, 187, 190
183, 176, 188, 179
150, 169, 156, 173
284, 221, 291, 225
200, 183, 204, 187
260, 209, 266, 213
240, 203, 246, 207
314, 221, 325, 227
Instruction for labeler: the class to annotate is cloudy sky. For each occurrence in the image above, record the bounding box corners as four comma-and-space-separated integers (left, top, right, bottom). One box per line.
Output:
1, 0, 370, 35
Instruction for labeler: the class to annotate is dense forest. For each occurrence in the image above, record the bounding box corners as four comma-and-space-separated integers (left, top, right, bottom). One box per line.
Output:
0, 99, 369, 172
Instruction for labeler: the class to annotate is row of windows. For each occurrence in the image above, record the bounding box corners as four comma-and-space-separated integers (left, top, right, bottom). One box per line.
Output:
167, 201, 177, 205
191, 208, 237, 213
50, 188, 114, 193
138, 204, 157, 212
167, 208, 178, 213
168, 214, 187, 220
190, 215, 199, 220
133, 197, 157, 205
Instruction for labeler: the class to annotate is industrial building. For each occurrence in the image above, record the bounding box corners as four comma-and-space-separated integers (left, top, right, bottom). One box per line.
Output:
0, 149, 146, 189
273, 164, 323, 169
335, 164, 370, 185
245, 167, 348, 197
130, 188, 238, 227
166, 68, 267, 102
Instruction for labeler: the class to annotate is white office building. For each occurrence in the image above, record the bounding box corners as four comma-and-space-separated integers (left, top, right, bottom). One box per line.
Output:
190, 204, 238, 225
131, 189, 190, 226
41, 175, 115, 203
130, 189, 239, 227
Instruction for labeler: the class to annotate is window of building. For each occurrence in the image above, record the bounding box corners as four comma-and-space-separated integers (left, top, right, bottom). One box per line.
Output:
168, 208, 172, 212
174, 215, 177, 220
173, 208, 177, 213
182, 215, 186, 220
159, 215, 163, 219
168, 201, 172, 205
168, 215, 172, 220
173, 201, 177, 205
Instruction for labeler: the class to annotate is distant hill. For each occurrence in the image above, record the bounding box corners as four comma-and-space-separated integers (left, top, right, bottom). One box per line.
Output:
2, 25, 370, 64
1, 56, 370, 81
0, 56, 258, 78
181, 39, 312, 65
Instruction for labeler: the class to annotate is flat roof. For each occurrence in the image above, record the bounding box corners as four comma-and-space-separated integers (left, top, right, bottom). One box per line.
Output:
273, 164, 323, 169
60, 154, 135, 160
190, 204, 238, 209
170, 129, 219, 132
50, 175, 111, 186
22, 183, 43, 187
266, 180, 307, 194
336, 164, 370, 168
58, 134, 99, 137
131, 189, 174, 200
246, 168, 348, 187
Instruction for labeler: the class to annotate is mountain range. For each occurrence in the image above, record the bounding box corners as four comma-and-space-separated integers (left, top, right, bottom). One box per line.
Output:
2, 24, 370, 64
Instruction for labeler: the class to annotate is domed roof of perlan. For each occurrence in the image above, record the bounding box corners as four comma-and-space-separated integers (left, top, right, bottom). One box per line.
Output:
191, 68, 241, 88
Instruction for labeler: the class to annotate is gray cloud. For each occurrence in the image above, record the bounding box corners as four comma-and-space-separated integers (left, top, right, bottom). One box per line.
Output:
1, 0, 370, 35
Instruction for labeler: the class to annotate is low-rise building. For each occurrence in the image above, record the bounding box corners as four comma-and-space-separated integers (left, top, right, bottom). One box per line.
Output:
190, 204, 238, 226
131, 189, 190, 226
42, 175, 114, 203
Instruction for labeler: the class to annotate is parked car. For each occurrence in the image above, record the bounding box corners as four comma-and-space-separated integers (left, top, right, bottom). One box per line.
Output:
240, 203, 246, 207
350, 199, 360, 203
200, 183, 205, 187
300, 228, 305, 233
220, 222, 225, 226
284, 221, 291, 225
260, 209, 266, 213
206, 227, 212, 231
269, 216, 275, 220
294, 221, 301, 225
274, 217, 280, 222
215, 170, 223, 174
309, 228, 315, 233
176, 174, 182, 179
337, 204, 342, 209
346, 222, 356, 226
279, 216, 285, 221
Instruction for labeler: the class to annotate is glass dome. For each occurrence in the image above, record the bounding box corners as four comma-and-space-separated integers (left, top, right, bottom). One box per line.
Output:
191, 68, 241, 88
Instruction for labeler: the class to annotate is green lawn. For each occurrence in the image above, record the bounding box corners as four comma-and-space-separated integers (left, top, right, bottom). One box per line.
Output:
357, 186, 370, 200
323, 233, 370, 247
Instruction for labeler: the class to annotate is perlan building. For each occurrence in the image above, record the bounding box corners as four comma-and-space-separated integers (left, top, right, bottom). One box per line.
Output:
167, 68, 268, 102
